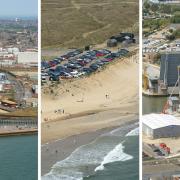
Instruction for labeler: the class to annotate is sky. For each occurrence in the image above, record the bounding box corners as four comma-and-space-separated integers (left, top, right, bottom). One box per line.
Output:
0, 0, 38, 18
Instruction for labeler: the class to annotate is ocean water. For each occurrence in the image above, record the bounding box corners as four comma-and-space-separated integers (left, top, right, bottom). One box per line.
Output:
42, 123, 139, 180
0, 135, 38, 180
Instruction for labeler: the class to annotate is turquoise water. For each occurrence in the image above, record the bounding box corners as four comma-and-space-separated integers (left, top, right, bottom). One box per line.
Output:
42, 123, 139, 180
0, 135, 38, 180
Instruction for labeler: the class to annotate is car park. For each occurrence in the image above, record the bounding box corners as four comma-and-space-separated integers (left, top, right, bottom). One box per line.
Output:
42, 48, 130, 82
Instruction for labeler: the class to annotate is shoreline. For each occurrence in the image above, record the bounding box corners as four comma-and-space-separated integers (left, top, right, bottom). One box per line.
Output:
41, 119, 138, 176
0, 129, 38, 137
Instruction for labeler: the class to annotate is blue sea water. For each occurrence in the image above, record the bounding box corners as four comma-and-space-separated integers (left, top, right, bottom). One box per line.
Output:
0, 135, 38, 180
42, 123, 139, 180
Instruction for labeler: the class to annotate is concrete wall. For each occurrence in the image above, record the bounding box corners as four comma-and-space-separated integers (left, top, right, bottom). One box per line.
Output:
143, 123, 180, 139
153, 125, 180, 138
142, 123, 154, 138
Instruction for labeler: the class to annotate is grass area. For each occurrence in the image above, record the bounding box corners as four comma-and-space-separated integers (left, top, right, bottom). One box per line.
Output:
42, 56, 58, 61
0, 108, 37, 118
42, 0, 138, 48
143, 18, 170, 36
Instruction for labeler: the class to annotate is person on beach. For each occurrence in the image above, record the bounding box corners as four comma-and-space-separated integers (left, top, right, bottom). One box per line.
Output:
105, 94, 109, 99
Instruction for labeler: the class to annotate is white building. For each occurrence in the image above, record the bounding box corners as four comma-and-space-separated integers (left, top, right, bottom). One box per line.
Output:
17, 52, 38, 66
142, 113, 180, 139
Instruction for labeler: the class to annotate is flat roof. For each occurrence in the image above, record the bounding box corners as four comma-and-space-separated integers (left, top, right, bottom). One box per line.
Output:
142, 113, 180, 129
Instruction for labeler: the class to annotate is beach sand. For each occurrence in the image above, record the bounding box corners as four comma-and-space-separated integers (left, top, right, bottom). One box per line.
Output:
42, 52, 139, 142
41, 51, 139, 174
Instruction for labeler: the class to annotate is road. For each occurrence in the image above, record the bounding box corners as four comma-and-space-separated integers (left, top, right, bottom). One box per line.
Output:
7, 73, 25, 102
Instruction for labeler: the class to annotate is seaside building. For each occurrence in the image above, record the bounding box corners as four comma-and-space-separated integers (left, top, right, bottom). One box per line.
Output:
17, 52, 38, 67
159, 53, 180, 94
0, 118, 37, 127
143, 53, 180, 96
142, 114, 180, 139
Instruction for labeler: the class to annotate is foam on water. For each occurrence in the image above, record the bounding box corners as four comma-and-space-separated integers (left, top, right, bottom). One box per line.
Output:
94, 143, 133, 172
126, 127, 139, 136
42, 171, 83, 180
42, 123, 138, 180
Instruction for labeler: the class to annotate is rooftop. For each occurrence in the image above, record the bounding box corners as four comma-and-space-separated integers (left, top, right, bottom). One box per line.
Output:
142, 113, 180, 129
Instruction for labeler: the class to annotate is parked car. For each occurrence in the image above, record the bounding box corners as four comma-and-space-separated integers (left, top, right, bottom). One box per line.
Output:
41, 61, 50, 69
118, 49, 129, 56
41, 76, 47, 83
95, 60, 105, 66
70, 70, 79, 76
82, 67, 93, 74
60, 72, 72, 79
101, 59, 110, 64
90, 63, 100, 71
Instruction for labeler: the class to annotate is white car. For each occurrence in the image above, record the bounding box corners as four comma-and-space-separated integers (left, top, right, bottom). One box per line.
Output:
70, 70, 78, 75
73, 72, 86, 78
41, 76, 47, 83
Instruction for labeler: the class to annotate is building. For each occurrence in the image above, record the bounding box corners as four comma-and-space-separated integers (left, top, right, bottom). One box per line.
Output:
17, 52, 38, 66
142, 113, 180, 139
159, 53, 180, 95
160, 53, 180, 87
0, 118, 37, 127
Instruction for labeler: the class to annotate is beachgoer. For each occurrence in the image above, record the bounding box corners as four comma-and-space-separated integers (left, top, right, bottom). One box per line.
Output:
105, 94, 109, 99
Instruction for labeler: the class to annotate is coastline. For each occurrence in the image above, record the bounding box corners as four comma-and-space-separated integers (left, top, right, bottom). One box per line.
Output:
41, 119, 138, 176
0, 116, 38, 137
0, 129, 38, 137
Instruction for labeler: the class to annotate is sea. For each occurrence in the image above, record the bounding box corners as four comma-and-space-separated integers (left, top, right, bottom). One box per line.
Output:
0, 135, 38, 180
42, 122, 139, 180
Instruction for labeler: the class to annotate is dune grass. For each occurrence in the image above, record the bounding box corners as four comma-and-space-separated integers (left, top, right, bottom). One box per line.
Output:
42, 0, 139, 48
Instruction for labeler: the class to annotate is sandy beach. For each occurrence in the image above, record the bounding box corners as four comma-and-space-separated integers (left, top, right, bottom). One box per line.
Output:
41, 51, 139, 176
42, 51, 139, 142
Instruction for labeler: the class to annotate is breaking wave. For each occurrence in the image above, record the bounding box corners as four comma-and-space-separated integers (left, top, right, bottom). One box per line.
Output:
42, 123, 138, 180
95, 143, 133, 171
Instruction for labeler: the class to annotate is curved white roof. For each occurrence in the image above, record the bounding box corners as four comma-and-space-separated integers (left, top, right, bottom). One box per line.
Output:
142, 113, 180, 129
